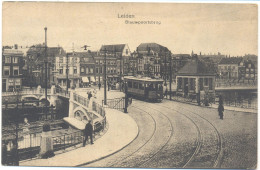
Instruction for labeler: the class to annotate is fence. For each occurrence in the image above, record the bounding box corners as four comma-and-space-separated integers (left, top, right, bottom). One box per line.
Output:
102, 97, 125, 112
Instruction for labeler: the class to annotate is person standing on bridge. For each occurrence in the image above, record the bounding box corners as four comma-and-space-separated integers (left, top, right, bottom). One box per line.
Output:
83, 120, 94, 146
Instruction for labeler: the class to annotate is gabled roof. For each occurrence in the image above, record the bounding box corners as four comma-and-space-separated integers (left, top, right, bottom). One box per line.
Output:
100, 44, 126, 53
219, 57, 243, 65
137, 43, 169, 53
177, 58, 215, 76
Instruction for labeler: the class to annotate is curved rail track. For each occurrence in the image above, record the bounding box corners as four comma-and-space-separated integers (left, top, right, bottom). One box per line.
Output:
141, 101, 223, 168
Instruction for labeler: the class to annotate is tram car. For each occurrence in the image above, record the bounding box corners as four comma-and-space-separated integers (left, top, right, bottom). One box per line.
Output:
124, 76, 164, 102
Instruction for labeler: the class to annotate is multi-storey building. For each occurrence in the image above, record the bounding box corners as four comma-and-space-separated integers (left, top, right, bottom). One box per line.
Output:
54, 52, 81, 88
78, 51, 97, 87
2, 48, 24, 92
136, 43, 170, 78
92, 51, 117, 85
26, 44, 66, 88
100, 44, 131, 77
218, 57, 244, 80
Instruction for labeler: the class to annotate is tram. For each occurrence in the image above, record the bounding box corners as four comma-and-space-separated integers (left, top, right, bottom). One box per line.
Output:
124, 76, 164, 102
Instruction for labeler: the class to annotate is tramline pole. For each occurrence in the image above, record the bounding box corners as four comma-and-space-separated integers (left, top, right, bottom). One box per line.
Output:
104, 48, 107, 105
169, 51, 172, 100
44, 27, 48, 101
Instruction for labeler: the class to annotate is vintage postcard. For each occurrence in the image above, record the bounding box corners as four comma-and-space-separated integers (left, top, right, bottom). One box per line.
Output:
1, 2, 257, 169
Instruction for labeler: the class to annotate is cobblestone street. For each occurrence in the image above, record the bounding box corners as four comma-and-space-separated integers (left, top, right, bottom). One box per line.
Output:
85, 99, 257, 168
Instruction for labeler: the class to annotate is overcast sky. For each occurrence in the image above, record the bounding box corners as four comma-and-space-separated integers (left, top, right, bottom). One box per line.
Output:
2, 2, 258, 56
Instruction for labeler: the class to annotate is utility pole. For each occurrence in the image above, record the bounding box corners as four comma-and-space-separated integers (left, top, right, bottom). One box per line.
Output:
104, 48, 107, 105
66, 53, 69, 93
44, 27, 48, 101
169, 51, 172, 100
164, 51, 167, 86
120, 55, 122, 91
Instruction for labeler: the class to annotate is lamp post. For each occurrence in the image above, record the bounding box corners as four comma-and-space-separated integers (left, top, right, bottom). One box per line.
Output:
104, 48, 107, 105
124, 81, 128, 113
44, 27, 48, 102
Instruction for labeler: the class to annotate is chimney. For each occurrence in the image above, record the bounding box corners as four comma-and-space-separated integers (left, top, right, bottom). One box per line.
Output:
14, 44, 18, 49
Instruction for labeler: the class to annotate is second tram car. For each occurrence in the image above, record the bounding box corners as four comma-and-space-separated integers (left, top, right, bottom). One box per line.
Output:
124, 76, 164, 102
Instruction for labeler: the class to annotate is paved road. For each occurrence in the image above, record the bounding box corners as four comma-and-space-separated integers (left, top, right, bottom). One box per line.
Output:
84, 99, 257, 169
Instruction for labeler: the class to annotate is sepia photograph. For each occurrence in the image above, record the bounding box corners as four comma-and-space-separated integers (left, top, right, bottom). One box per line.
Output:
1, 1, 258, 169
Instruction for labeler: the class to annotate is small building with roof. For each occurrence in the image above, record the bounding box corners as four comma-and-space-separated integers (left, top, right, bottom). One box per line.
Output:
176, 57, 216, 102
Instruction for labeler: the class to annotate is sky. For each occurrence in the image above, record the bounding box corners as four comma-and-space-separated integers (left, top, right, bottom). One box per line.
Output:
2, 2, 258, 56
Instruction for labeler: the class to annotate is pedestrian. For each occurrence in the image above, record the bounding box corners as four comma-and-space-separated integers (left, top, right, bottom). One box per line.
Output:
2, 141, 8, 165
164, 88, 168, 99
10, 140, 18, 165
88, 92, 92, 100
218, 102, 224, 120
83, 120, 94, 146
98, 83, 101, 90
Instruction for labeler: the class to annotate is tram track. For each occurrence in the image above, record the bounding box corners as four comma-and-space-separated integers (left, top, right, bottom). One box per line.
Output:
108, 105, 157, 167
143, 101, 223, 168
134, 100, 222, 168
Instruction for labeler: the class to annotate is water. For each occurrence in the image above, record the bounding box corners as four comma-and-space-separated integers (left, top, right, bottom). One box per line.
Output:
216, 90, 257, 109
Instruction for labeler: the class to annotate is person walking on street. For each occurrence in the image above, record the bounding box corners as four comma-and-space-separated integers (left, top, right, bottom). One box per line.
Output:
83, 120, 94, 146
218, 101, 224, 120
98, 83, 101, 90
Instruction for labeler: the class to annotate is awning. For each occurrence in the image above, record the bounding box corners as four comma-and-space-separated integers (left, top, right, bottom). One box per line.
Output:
82, 77, 89, 83
90, 77, 96, 82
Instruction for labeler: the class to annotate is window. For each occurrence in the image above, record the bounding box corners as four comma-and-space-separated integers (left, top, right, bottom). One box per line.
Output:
204, 78, 208, 86
126, 49, 128, 55
177, 77, 182, 90
96, 68, 99, 74
74, 68, 77, 74
86, 67, 89, 74
13, 66, 19, 76
59, 57, 63, 63
209, 78, 213, 90
4, 66, 10, 76
189, 78, 195, 91
133, 82, 138, 88
100, 67, 103, 74
13, 57, 18, 63
128, 81, 132, 88
81, 67, 85, 74
199, 78, 203, 90
139, 83, 144, 90
90, 68, 93, 73
59, 69, 63, 74
5, 56, 11, 63
248, 64, 251, 68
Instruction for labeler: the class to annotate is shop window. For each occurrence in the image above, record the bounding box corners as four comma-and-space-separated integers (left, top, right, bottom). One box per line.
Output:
199, 78, 203, 91
139, 83, 144, 90
133, 82, 138, 88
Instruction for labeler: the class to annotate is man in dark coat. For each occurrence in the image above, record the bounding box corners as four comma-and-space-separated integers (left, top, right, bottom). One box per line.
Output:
83, 120, 94, 146
218, 102, 224, 120
98, 83, 101, 90
88, 92, 92, 100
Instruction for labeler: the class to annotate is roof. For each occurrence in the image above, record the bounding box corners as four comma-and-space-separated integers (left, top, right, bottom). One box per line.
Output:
137, 43, 169, 53
100, 44, 126, 53
219, 57, 243, 65
177, 58, 215, 76
124, 76, 164, 82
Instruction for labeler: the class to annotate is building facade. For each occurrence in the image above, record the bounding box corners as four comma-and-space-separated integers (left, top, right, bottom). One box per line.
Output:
54, 52, 81, 88
2, 49, 24, 92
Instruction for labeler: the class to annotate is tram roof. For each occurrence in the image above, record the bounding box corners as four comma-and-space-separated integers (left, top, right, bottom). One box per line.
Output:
124, 76, 164, 82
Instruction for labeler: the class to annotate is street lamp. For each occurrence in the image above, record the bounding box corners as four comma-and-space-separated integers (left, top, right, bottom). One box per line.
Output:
104, 48, 107, 105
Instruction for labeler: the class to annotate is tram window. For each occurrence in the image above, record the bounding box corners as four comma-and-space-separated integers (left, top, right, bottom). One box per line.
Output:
128, 81, 132, 88
159, 84, 163, 91
139, 83, 144, 90
133, 82, 138, 88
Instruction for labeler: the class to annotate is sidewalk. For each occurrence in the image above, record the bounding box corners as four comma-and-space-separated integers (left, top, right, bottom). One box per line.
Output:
20, 88, 138, 167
